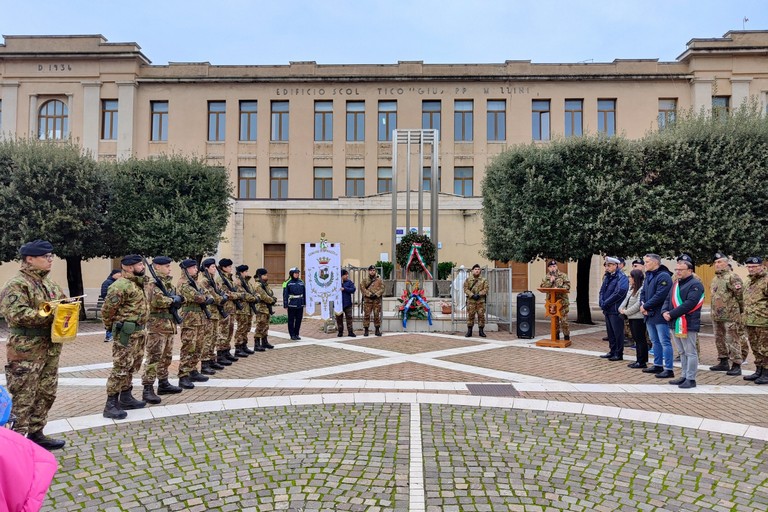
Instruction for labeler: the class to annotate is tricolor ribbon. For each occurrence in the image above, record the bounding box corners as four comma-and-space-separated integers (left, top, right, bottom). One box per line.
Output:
402, 294, 433, 328
405, 243, 433, 279
670, 281, 704, 337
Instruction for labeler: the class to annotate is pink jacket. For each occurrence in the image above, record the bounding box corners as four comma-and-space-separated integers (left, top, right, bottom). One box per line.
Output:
0, 429, 58, 512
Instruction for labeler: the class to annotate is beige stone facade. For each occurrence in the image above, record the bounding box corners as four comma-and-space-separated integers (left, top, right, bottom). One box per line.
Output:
1, 32, 767, 300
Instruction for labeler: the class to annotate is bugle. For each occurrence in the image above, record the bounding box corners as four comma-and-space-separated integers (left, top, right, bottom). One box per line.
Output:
38, 294, 87, 317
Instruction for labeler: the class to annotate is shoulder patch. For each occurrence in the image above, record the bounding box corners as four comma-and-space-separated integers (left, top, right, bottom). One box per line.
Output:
108, 295, 121, 304
660, 280, 668, 286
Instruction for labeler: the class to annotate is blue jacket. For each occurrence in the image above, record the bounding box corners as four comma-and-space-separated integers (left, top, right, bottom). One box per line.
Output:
283, 278, 306, 308
663, 275, 705, 332
640, 265, 672, 325
599, 271, 628, 315
341, 279, 356, 309
100, 273, 118, 299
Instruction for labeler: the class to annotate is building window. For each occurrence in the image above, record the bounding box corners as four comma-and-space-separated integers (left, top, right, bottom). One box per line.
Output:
564, 99, 583, 137
454, 100, 473, 141
101, 99, 118, 140
270, 167, 288, 199
377, 167, 392, 193
208, 101, 226, 142
313, 167, 333, 199
423, 167, 441, 192
239, 100, 257, 141
487, 100, 506, 141
454, 167, 473, 197
150, 101, 168, 141
597, 99, 616, 136
712, 96, 730, 121
38, 99, 68, 140
346, 101, 365, 142
378, 101, 397, 141
271, 101, 289, 141
422, 100, 441, 138
658, 99, 677, 129
532, 100, 550, 141
345, 167, 365, 197
314, 101, 333, 142
238, 167, 257, 199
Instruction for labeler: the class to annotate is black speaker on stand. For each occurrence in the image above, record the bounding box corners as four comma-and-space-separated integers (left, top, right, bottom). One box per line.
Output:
516, 291, 535, 339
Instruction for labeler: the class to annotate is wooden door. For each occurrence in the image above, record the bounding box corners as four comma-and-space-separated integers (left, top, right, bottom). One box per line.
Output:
263, 244, 286, 285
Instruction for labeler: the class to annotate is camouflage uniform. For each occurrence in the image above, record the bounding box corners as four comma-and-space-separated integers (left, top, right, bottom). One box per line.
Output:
200, 272, 227, 361
539, 271, 571, 338
102, 274, 150, 396
464, 275, 489, 328
176, 273, 212, 378
743, 267, 768, 369
215, 270, 245, 352
0, 263, 65, 436
234, 274, 257, 346
142, 274, 177, 385
253, 280, 277, 338
711, 268, 746, 365
360, 273, 384, 328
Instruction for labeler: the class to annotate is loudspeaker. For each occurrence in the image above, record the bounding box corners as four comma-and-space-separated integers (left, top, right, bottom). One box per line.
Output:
516, 291, 535, 339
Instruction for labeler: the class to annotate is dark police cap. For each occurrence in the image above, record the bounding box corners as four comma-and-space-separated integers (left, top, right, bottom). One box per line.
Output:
546, 260, 557, 267
180, 259, 198, 269
341, 269, 349, 276
121, 254, 143, 266
632, 259, 644, 266
201, 258, 216, 268
368, 265, 376, 270
677, 253, 693, 263
153, 256, 172, 265
472, 264, 481, 270
713, 252, 727, 262
235, 264, 249, 273
745, 256, 763, 265
19, 239, 54, 257
219, 258, 233, 268
256, 268, 268, 277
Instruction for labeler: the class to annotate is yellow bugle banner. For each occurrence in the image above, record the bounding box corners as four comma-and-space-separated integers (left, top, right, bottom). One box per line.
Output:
44, 295, 86, 344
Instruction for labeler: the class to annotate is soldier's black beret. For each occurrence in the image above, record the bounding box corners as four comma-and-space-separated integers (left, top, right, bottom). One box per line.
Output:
256, 268, 268, 277
471, 264, 481, 270
546, 260, 557, 267
341, 269, 349, 276
201, 258, 216, 268
235, 264, 249, 273
180, 259, 198, 269
368, 265, 376, 270
219, 258, 233, 268
153, 256, 172, 265
713, 252, 727, 262
121, 254, 143, 266
745, 256, 763, 265
19, 239, 54, 257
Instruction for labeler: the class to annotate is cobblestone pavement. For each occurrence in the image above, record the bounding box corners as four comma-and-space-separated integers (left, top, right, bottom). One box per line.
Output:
2, 316, 768, 511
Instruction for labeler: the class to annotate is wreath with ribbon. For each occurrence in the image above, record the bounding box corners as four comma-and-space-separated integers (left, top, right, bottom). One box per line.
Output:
396, 281, 433, 328
396, 233, 435, 278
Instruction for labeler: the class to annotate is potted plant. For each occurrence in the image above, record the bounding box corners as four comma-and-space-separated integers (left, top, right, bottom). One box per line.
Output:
439, 300, 452, 314
376, 260, 395, 297
436, 261, 456, 298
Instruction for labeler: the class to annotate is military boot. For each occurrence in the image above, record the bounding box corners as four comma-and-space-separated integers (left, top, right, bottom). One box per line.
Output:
118, 388, 146, 410
224, 350, 239, 362
478, 327, 486, 338
200, 361, 217, 375
209, 359, 226, 370
103, 394, 127, 420
217, 351, 233, 366
234, 345, 249, 358
348, 329, 357, 338
710, 358, 730, 371
364, 328, 369, 337
157, 378, 182, 395
27, 431, 66, 451
242, 343, 255, 355
338, 329, 344, 337
744, 366, 763, 381
726, 363, 742, 376
142, 385, 161, 405
755, 370, 768, 385
564, 335, 570, 341
179, 375, 195, 389
375, 327, 382, 337
189, 370, 209, 382
465, 327, 473, 338
261, 337, 274, 349
252, 339, 266, 352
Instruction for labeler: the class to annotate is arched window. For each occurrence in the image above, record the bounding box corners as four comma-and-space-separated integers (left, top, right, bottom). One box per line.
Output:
38, 99, 68, 140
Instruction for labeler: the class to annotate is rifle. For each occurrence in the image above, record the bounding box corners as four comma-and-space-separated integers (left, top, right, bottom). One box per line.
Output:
236, 269, 260, 315
203, 267, 229, 319
143, 257, 183, 325
216, 265, 244, 311
182, 266, 212, 320
260, 280, 275, 316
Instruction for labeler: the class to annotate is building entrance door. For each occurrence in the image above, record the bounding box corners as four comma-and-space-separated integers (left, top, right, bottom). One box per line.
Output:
264, 244, 286, 285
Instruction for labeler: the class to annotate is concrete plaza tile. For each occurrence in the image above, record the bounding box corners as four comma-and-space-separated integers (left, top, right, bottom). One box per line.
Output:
447, 394, 482, 407
699, 418, 750, 437
546, 401, 584, 414
44, 418, 74, 434
254, 396, 292, 408
416, 393, 451, 405
658, 412, 704, 429
478, 396, 515, 409
222, 397, 261, 410
187, 400, 226, 414
512, 398, 549, 411
67, 413, 114, 430
618, 408, 661, 424
353, 392, 387, 404
384, 392, 419, 403
320, 393, 356, 404
581, 403, 622, 418
744, 425, 768, 442
115, 407, 155, 423
289, 394, 324, 406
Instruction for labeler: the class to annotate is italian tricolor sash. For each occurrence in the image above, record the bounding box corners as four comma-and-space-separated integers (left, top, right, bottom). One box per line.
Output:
404, 243, 433, 280
671, 281, 704, 338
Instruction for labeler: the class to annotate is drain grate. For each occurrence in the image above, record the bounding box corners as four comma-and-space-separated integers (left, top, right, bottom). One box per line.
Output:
466, 384, 519, 397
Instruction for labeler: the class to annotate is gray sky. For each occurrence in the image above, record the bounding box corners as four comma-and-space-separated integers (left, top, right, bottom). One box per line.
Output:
0, 0, 764, 65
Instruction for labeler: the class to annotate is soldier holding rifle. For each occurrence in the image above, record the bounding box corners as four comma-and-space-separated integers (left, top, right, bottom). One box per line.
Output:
234, 264, 261, 353
177, 259, 216, 388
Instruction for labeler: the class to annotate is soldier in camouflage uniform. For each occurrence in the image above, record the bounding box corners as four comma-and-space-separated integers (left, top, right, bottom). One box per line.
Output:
176, 259, 216, 389
0, 240, 66, 450
141, 256, 183, 403
215, 258, 247, 358
743, 257, 768, 385
234, 264, 262, 353
101, 254, 151, 419
464, 264, 489, 337
253, 268, 277, 349
539, 260, 571, 340
709, 252, 746, 375
200, 258, 234, 367
360, 265, 384, 336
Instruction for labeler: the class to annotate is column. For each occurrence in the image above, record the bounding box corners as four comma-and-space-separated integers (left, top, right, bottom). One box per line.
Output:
691, 78, 713, 113
116, 81, 136, 159
0, 82, 19, 139
81, 82, 102, 158
28, 94, 38, 138
730, 78, 752, 109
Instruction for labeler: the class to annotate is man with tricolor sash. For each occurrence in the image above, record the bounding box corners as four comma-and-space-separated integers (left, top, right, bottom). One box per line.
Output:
662, 257, 705, 389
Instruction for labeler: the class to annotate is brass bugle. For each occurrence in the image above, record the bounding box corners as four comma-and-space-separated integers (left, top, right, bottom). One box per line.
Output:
38, 294, 87, 317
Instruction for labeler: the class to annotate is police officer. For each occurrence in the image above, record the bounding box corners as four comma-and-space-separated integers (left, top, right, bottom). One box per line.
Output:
0, 240, 66, 450
464, 264, 489, 337
743, 257, 768, 384
539, 260, 571, 341
102, 254, 151, 419
253, 268, 277, 349
177, 259, 217, 388
360, 265, 384, 336
710, 252, 745, 375
283, 267, 306, 340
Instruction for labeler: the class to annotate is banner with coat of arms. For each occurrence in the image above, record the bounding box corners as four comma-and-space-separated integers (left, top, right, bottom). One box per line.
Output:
305, 240, 342, 319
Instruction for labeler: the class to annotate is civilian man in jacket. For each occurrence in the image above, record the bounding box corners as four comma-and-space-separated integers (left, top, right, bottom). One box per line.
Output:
100, 269, 122, 342
640, 254, 675, 378
598, 256, 629, 360
336, 269, 357, 337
